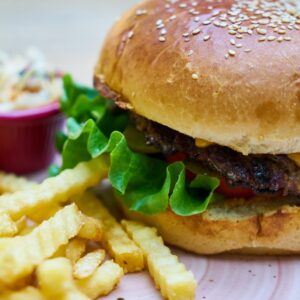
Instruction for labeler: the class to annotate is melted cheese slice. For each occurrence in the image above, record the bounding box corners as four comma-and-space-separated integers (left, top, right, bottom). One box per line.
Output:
288, 153, 300, 167
195, 138, 214, 148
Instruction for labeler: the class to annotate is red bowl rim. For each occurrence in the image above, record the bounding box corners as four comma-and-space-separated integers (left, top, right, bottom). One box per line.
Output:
0, 101, 61, 121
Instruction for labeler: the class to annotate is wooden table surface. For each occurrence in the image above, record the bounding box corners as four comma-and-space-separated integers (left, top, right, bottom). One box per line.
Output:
0, 0, 138, 84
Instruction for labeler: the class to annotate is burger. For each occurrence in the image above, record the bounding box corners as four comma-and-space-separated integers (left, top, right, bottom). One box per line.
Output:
57, 0, 300, 255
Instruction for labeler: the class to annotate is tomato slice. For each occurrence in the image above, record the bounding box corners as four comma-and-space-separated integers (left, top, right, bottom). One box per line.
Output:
166, 152, 254, 197
166, 152, 187, 164
216, 177, 254, 198
166, 152, 196, 181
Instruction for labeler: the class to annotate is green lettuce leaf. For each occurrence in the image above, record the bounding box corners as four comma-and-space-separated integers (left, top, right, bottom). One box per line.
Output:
56, 75, 220, 216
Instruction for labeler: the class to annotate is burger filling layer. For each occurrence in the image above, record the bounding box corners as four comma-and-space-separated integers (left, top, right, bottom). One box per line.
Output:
130, 113, 300, 198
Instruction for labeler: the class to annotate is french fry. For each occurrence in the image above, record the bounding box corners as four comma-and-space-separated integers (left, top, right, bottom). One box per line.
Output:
77, 214, 103, 242
19, 223, 36, 236
74, 193, 144, 273
73, 249, 105, 279
1, 286, 46, 300
15, 216, 27, 233
0, 213, 18, 237
28, 203, 62, 223
0, 157, 108, 220
76, 260, 123, 299
0, 172, 37, 194
37, 257, 89, 300
66, 238, 87, 263
52, 244, 67, 258
122, 220, 197, 300
0, 204, 83, 286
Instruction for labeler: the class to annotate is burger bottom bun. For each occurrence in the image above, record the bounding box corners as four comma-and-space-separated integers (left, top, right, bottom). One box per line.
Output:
118, 196, 300, 255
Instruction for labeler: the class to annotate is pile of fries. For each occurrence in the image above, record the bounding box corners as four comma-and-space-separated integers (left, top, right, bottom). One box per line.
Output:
0, 158, 197, 300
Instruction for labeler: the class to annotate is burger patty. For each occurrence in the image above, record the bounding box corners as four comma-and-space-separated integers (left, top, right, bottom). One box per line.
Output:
131, 113, 300, 197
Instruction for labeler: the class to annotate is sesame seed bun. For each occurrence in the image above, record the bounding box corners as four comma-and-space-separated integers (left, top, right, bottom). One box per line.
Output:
95, 0, 300, 155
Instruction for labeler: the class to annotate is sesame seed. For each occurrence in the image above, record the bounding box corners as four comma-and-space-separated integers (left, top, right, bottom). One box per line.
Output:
194, 16, 201, 22
136, 9, 147, 16
277, 36, 283, 42
160, 28, 167, 35
258, 36, 266, 42
182, 32, 190, 37
230, 38, 236, 45
282, 17, 290, 23
159, 36, 166, 42
212, 10, 220, 17
127, 31, 134, 39
179, 3, 187, 8
187, 50, 194, 56
192, 28, 202, 35
225, 53, 229, 59
267, 35, 276, 41
257, 28, 267, 35
262, 12, 271, 18
220, 22, 228, 27
228, 49, 236, 56
278, 29, 286, 34
220, 14, 227, 21
258, 18, 269, 25
229, 30, 237, 35
236, 43, 243, 48
156, 19, 163, 26
244, 48, 251, 52
192, 73, 199, 80
284, 36, 292, 41
203, 35, 211, 41
203, 20, 212, 25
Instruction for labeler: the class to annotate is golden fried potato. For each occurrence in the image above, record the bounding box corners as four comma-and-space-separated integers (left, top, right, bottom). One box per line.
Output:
122, 220, 197, 300
28, 203, 62, 223
51, 244, 67, 258
0, 172, 37, 194
78, 214, 103, 242
76, 260, 123, 299
15, 216, 27, 233
37, 257, 89, 300
0, 158, 108, 220
1, 286, 45, 300
0, 204, 83, 286
66, 238, 87, 263
75, 193, 144, 273
73, 249, 105, 279
0, 213, 18, 237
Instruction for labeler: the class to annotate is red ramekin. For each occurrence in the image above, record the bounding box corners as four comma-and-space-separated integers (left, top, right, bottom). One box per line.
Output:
0, 102, 64, 174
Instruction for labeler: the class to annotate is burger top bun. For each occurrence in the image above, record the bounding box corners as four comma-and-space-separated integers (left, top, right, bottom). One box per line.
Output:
95, 0, 300, 155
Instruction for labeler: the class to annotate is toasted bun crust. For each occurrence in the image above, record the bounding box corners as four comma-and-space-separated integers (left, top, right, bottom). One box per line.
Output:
118, 196, 300, 255
95, 0, 300, 155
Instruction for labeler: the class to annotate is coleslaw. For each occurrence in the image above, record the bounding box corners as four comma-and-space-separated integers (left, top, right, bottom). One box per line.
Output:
0, 48, 62, 113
